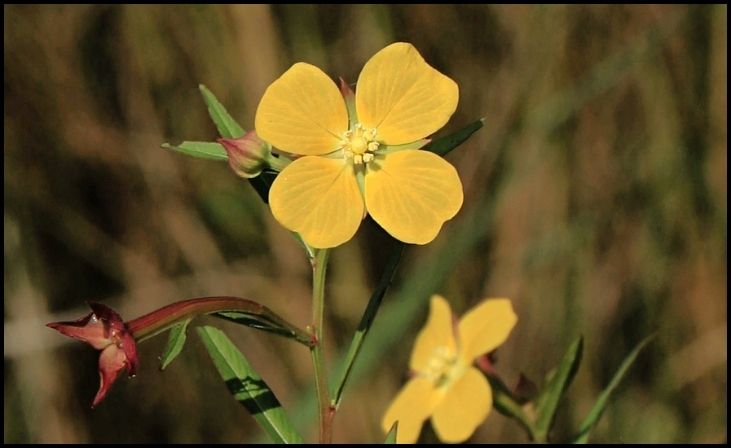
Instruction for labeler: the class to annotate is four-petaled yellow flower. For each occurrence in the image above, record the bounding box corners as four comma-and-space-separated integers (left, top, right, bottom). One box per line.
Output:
382, 295, 517, 444
255, 42, 463, 249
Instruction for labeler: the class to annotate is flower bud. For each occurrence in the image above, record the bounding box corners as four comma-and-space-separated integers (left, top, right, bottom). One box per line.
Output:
218, 131, 271, 178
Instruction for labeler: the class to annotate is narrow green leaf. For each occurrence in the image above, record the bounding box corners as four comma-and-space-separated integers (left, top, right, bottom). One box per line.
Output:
159, 318, 191, 370
198, 86, 312, 263
199, 84, 245, 139
162, 141, 228, 161
196, 326, 303, 444
534, 336, 584, 441
423, 117, 484, 156
333, 237, 404, 406
196, 85, 282, 214
213, 311, 312, 348
572, 335, 654, 443
384, 421, 398, 444
381, 138, 430, 152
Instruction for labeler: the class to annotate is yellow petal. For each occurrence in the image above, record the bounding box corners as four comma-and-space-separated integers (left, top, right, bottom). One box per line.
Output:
457, 299, 517, 362
432, 367, 492, 443
365, 150, 463, 245
355, 42, 459, 145
409, 295, 457, 373
269, 156, 363, 249
382, 377, 439, 444
255, 63, 348, 156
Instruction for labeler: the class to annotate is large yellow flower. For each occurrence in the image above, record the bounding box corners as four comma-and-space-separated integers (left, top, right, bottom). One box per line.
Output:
255, 42, 463, 249
382, 295, 517, 444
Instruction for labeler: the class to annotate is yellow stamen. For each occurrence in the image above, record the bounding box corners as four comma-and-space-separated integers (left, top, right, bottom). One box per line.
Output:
423, 345, 461, 388
342, 123, 380, 164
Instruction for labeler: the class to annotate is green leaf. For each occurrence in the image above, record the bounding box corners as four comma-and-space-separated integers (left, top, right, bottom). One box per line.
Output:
213, 310, 311, 347
534, 336, 584, 442
196, 326, 303, 444
333, 237, 404, 406
159, 318, 191, 370
196, 85, 280, 211
381, 139, 431, 152
571, 335, 654, 443
161, 141, 228, 161
199, 84, 245, 139
384, 421, 398, 444
423, 117, 484, 156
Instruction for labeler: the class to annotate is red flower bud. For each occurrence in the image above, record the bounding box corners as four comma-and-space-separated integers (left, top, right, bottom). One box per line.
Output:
218, 131, 272, 178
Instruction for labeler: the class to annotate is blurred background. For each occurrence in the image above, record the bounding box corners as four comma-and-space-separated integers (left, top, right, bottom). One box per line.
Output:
4, 4, 726, 443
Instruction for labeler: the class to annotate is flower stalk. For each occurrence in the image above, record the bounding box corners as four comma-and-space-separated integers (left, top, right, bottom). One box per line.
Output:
127, 296, 311, 346
47, 296, 312, 408
309, 249, 333, 443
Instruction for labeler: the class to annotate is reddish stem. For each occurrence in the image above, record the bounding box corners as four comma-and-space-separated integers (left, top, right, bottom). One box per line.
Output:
126, 296, 310, 346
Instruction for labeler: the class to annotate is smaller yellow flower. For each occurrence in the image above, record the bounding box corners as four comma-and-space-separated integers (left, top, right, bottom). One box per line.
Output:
382, 295, 517, 444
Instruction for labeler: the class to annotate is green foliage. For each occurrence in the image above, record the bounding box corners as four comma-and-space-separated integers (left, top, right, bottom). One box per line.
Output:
488, 376, 538, 439
333, 239, 403, 406
159, 318, 191, 370
161, 141, 228, 161
424, 118, 485, 156
535, 336, 584, 442
196, 326, 303, 444
213, 310, 312, 347
199, 84, 246, 139
572, 335, 655, 443
384, 422, 398, 444
488, 334, 651, 444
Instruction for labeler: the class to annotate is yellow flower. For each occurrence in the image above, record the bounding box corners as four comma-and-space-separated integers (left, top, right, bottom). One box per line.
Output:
382, 295, 517, 444
255, 42, 463, 249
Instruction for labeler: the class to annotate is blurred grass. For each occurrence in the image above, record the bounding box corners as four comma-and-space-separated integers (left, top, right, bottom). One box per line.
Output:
4, 4, 726, 443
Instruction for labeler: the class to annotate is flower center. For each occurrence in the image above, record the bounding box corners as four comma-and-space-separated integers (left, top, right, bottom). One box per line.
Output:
341, 123, 380, 165
423, 346, 461, 388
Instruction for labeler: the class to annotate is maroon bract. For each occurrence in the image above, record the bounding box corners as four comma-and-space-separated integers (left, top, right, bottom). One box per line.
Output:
47, 302, 138, 408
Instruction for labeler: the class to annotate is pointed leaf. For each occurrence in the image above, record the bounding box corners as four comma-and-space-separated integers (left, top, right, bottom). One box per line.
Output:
572, 335, 654, 443
213, 311, 311, 347
159, 318, 191, 370
196, 326, 303, 444
197, 86, 281, 213
384, 421, 398, 444
199, 84, 245, 139
333, 238, 404, 406
162, 141, 228, 161
381, 138, 430, 152
195, 86, 313, 262
535, 336, 584, 441
423, 118, 484, 156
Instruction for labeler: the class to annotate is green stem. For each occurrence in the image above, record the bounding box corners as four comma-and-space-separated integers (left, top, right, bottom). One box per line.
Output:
266, 153, 291, 172
487, 375, 541, 442
310, 249, 333, 443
